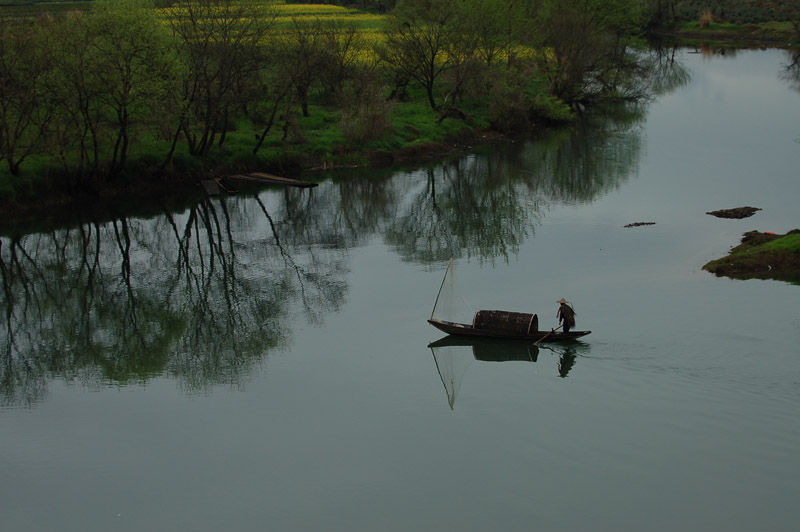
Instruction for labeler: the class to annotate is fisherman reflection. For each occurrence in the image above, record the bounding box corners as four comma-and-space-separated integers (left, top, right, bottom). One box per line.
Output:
558, 346, 578, 378
536, 342, 579, 378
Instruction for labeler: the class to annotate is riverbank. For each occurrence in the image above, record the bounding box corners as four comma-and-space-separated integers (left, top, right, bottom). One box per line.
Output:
0, 126, 511, 234
703, 230, 800, 284
2, 6, 796, 228
667, 20, 799, 46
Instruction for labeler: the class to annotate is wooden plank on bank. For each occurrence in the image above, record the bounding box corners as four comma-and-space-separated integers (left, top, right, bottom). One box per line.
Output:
224, 172, 318, 188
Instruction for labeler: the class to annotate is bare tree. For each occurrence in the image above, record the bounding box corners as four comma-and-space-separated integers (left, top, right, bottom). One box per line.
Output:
38, 12, 106, 184
163, 0, 275, 162
280, 17, 330, 118
0, 20, 53, 176
90, 0, 182, 176
378, 0, 463, 112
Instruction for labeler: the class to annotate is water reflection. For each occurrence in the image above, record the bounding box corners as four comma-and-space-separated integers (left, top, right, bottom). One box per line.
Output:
384, 103, 648, 266
781, 49, 800, 93
1, 49, 694, 407
545, 343, 581, 379
646, 46, 692, 96
0, 193, 347, 406
384, 161, 536, 264
428, 336, 590, 408
0, 107, 644, 407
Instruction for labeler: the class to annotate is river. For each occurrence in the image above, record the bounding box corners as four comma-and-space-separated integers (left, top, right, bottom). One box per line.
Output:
2, 47, 800, 532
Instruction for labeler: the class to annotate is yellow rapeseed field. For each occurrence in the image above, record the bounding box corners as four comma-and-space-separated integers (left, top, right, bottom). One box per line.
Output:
155, 2, 532, 65
273, 2, 384, 29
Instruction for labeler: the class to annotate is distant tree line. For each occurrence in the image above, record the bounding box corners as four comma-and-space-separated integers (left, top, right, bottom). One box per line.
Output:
640, 0, 799, 27
0, 0, 701, 189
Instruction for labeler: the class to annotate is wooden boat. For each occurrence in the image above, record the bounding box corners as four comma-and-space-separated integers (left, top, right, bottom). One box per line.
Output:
201, 172, 317, 196
224, 172, 317, 188
428, 317, 590, 342
428, 259, 590, 343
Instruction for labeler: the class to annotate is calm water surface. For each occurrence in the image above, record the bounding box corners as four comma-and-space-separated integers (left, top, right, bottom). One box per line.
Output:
2, 48, 800, 532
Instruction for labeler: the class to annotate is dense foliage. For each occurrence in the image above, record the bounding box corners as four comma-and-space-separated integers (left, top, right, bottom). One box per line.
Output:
0, 0, 793, 202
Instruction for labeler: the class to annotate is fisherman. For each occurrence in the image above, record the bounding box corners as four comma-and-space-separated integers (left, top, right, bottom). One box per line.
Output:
556, 298, 576, 333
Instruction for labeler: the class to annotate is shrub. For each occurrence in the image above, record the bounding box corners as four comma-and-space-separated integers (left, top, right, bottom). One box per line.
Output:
338, 75, 394, 146
699, 10, 714, 28
487, 65, 572, 132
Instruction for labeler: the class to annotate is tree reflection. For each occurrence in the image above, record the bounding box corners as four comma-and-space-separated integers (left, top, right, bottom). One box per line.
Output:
385, 102, 647, 265
781, 49, 800, 93
508, 107, 645, 204
384, 158, 535, 265
0, 191, 348, 406
1, 53, 670, 406
645, 45, 692, 96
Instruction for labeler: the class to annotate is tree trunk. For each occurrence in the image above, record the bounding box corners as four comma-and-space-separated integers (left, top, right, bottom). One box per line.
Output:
161, 125, 182, 169
425, 81, 438, 111
7, 160, 21, 176
218, 107, 229, 148
297, 85, 310, 117
253, 104, 280, 154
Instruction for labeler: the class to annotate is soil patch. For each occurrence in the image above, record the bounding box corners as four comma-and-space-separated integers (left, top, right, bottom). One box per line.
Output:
706, 206, 761, 219
624, 222, 656, 228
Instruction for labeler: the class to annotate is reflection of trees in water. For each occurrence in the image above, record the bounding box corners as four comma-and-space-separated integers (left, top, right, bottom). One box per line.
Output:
2, 127, 634, 405
645, 45, 692, 97
384, 156, 535, 265
781, 49, 800, 93
385, 102, 647, 265
273, 176, 397, 250
1, 51, 681, 405
0, 193, 348, 406
500, 110, 644, 206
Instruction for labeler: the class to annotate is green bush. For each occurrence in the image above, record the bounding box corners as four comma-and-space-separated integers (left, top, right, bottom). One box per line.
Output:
339, 79, 395, 146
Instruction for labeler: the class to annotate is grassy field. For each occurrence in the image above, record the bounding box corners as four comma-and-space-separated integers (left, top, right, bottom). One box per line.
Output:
763, 233, 800, 253
274, 2, 383, 27
0, 1, 91, 19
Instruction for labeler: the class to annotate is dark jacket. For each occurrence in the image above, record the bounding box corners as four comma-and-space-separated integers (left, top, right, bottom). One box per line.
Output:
557, 303, 576, 331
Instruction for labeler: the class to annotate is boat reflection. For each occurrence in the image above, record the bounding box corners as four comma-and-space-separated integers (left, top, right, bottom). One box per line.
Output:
428, 336, 589, 408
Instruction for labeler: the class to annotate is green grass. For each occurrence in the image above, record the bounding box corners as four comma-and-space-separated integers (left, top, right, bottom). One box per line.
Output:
762, 234, 800, 253
681, 21, 743, 32
0, 155, 54, 202
0, 87, 499, 202
0, 1, 92, 19
703, 230, 800, 284
680, 20, 795, 33
677, 20, 798, 44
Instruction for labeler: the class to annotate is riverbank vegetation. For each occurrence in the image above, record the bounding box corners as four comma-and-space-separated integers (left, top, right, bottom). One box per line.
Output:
0, 0, 797, 213
703, 230, 800, 284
